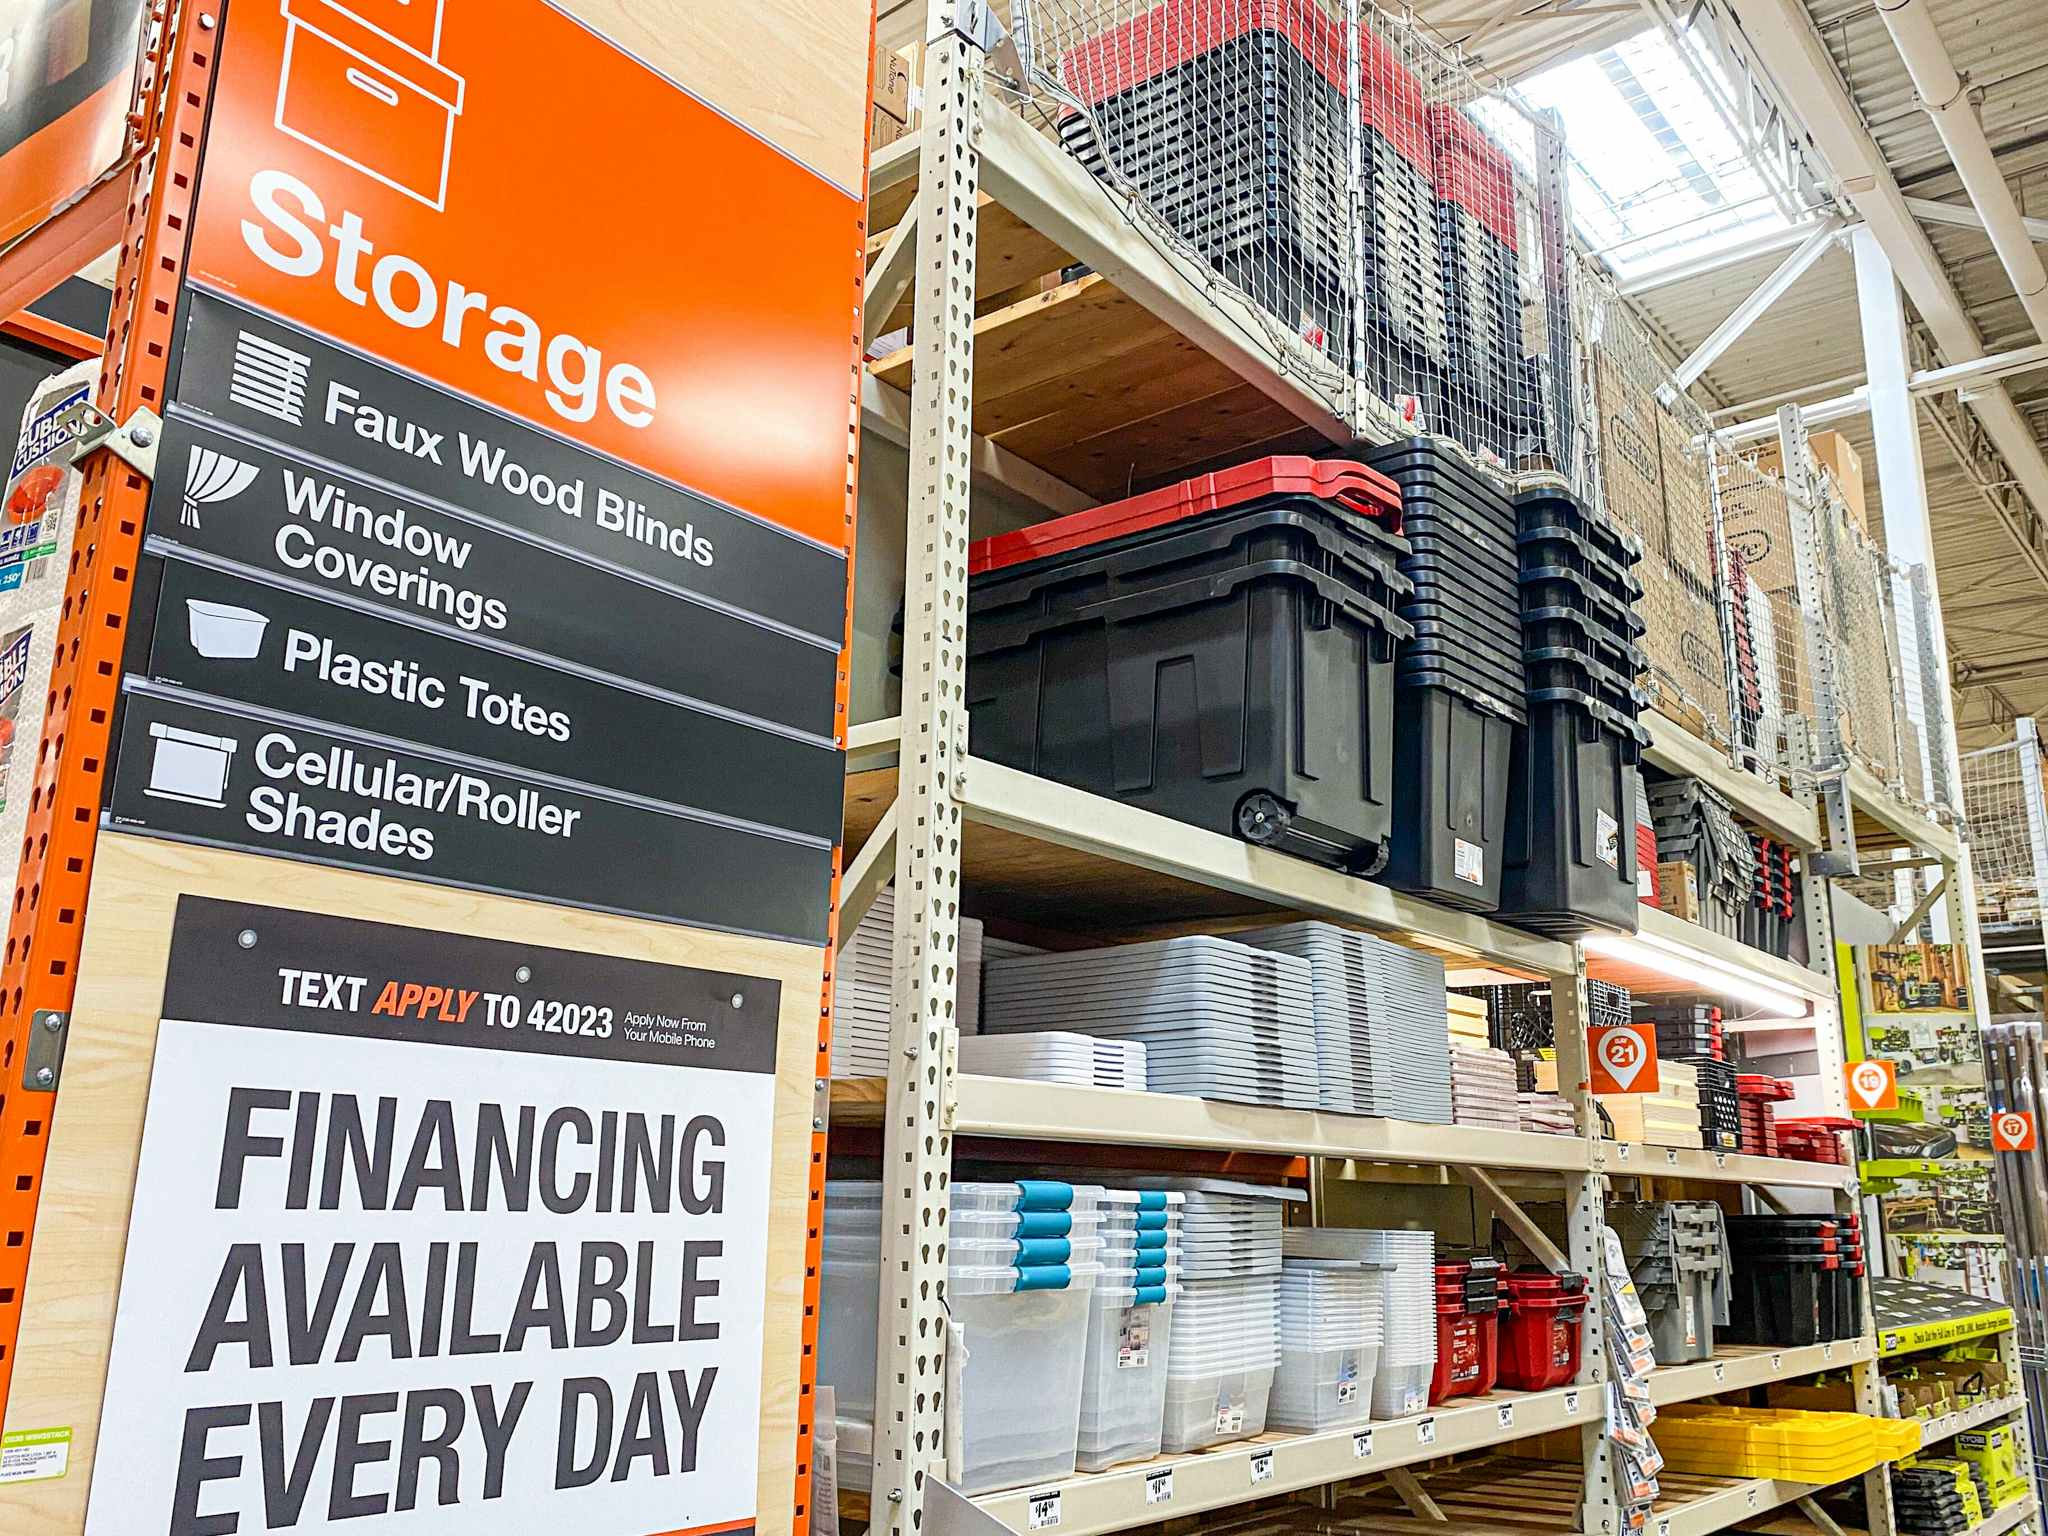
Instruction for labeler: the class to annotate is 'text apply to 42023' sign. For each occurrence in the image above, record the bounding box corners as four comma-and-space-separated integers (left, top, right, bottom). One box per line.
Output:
106, 0, 861, 946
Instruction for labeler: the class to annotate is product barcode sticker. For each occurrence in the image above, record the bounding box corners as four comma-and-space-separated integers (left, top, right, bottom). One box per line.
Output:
1353, 1430, 1375, 1459
1564, 1390, 1581, 1416
1715, 1152, 1729, 1168
1665, 1147, 1679, 1166
1454, 838, 1485, 885
1596, 809, 1619, 869
1145, 1470, 1173, 1506
1217, 1401, 1245, 1436
1823, 1342, 1834, 1362
1028, 1491, 1062, 1530
1416, 1418, 1438, 1447
1250, 1452, 1274, 1485
1617, 1142, 1631, 1161
1118, 1307, 1151, 1370
1657, 1519, 1673, 1536
1496, 1403, 1515, 1430
1713, 1362, 1727, 1384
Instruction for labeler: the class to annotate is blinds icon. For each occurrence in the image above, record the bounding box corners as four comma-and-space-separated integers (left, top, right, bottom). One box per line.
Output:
228, 329, 313, 426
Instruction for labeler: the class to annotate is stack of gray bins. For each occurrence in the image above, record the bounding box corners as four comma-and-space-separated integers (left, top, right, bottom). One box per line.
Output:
1648, 777, 1757, 940
1236, 922, 1452, 1121
1607, 1200, 1731, 1364
982, 937, 1319, 1109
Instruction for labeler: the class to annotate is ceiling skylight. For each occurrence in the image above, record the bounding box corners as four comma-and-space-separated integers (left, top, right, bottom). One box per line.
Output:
1503, 21, 1817, 281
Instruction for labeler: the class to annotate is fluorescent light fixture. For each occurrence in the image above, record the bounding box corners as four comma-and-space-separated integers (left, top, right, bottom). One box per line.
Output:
1583, 930, 1812, 1016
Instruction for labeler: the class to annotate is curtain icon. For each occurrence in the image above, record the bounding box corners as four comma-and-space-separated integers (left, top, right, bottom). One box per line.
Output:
182, 445, 260, 529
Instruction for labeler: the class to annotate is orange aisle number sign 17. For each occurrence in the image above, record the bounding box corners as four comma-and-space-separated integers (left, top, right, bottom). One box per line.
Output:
1590, 1023, 1659, 1095
1846, 1059, 1899, 1112
1993, 1111, 2038, 1153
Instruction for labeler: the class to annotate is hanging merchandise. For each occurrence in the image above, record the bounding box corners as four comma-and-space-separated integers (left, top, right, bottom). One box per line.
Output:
1981, 1020, 2048, 1490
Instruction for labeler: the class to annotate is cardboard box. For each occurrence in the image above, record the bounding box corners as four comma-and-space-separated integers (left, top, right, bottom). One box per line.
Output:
870, 48, 915, 150
1657, 861, 1701, 923
1809, 432, 1867, 536
1594, 347, 1667, 561
1639, 407, 1731, 733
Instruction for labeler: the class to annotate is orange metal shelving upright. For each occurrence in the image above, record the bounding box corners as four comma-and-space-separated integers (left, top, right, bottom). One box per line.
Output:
0, 0, 219, 1417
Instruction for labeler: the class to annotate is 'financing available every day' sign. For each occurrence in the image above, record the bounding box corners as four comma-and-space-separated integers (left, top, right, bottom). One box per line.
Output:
77, 0, 862, 1531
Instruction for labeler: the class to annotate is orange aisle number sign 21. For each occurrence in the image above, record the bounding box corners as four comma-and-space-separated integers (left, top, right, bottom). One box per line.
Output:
1590, 1022, 1659, 1095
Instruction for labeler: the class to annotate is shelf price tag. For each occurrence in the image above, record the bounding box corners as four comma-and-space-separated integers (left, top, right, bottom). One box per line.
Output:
1616, 1142, 1631, 1161
1713, 1362, 1727, 1384
1250, 1452, 1274, 1486
1564, 1391, 1581, 1416
1145, 1470, 1173, 1506
1028, 1491, 1062, 1530
1657, 1519, 1673, 1536
1714, 1152, 1729, 1169
1771, 1353, 1784, 1373
1416, 1417, 1438, 1447
1746, 1487, 1761, 1510
1353, 1430, 1375, 1460
1665, 1148, 1679, 1166
1497, 1404, 1515, 1430
1823, 1342, 1835, 1362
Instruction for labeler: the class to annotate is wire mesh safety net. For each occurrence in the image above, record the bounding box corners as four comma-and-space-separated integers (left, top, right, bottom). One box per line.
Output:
1707, 448, 1815, 779
1964, 741, 2048, 932
1017, 0, 1577, 483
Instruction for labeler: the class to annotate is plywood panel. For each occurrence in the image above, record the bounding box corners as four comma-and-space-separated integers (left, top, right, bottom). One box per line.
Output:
555, 0, 873, 196
0, 833, 823, 1536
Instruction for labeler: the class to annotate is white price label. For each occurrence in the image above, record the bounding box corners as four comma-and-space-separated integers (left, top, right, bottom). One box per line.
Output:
1715, 1152, 1729, 1168
1250, 1452, 1274, 1486
1617, 1142, 1631, 1161
1885, 1333, 1902, 1352
1823, 1342, 1835, 1361
1145, 1470, 1174, 1506
1497, 1403, 1515, 1430
1713, 1362, 1728, 1384
1657, 1519, 1673, 1536
1565, 1390, 1582, 1416
1028, 1492, 1062, 1530
1337, 1381, 1358, 1405
1417, 1417, 1438, 1447
1771, 1353, 1784, 1373
1353, 1430, 1375, 1459
1746, 1487, 1760, 1510
1665, 1147, 1680, 1166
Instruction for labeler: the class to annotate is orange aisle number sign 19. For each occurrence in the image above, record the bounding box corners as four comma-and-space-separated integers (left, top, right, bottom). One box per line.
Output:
1590, 1022, 1659, 1095
1846, 1059, 1899, 1112
1993, 1111, 2038, 1153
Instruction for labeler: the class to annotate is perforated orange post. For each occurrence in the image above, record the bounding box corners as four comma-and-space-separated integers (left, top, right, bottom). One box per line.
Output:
0, 0, 218, 1417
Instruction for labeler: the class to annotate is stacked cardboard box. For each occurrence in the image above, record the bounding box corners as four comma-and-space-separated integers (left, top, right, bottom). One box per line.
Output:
871, 48, 916, 150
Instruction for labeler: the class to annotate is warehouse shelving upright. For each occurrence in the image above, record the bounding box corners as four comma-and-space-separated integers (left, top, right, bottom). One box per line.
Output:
841, 8, 1935, 1536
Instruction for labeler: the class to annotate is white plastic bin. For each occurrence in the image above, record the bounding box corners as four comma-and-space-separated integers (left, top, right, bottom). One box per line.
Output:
1160, 1366, 1276, 1452
954, 1280, 1094, 1493
1077, 1293, 1174, 1472
1270, 1343, 1378, 1431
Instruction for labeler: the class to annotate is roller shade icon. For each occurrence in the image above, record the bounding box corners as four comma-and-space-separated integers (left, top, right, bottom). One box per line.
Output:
182, 444, 260, 528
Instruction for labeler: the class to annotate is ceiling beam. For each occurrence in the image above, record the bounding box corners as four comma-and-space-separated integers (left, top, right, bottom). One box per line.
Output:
1711, 339, 2048, 443
1674, 219, 1841, 389
1615, 218, 1835, 295
1722, 0, 2048, 601
1906, 195, 2048, 247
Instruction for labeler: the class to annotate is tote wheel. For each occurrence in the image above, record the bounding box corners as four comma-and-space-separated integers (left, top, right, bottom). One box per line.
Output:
1236, 792, 1291, 847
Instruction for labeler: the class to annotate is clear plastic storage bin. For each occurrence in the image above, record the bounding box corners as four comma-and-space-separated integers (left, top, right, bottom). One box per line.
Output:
1077, 1293, 1176, 1471
953, 1268, 1097, 1493
1162, 1366, 1277, 1452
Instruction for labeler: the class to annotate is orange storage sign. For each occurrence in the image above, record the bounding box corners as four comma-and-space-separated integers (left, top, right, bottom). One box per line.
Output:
0, 0, 148, 247
186, 0, 860, 551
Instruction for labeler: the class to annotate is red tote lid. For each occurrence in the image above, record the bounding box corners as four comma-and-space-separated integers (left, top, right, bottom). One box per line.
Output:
970, 456, 1403, 576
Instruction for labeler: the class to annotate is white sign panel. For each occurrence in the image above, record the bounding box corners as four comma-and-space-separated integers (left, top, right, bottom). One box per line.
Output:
85, 895, 778, 1535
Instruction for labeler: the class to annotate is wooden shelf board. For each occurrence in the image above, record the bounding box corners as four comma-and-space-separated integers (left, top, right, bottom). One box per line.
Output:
868, 273, 1331, 500
865, 194, 1075, 334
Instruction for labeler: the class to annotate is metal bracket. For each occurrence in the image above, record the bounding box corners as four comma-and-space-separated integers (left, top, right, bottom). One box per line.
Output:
931, 0, 1016, 74
68, 403, 162, 479
1815, 766, 1862, 878
23, 1009, 67, 1092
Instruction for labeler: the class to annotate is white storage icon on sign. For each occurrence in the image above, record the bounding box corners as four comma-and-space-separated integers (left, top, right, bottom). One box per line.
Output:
275, 0, 468, 210
145, 724, 238, 809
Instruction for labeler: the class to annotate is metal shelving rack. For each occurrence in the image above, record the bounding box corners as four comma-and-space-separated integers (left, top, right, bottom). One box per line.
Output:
842, 9, 2001, 1536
